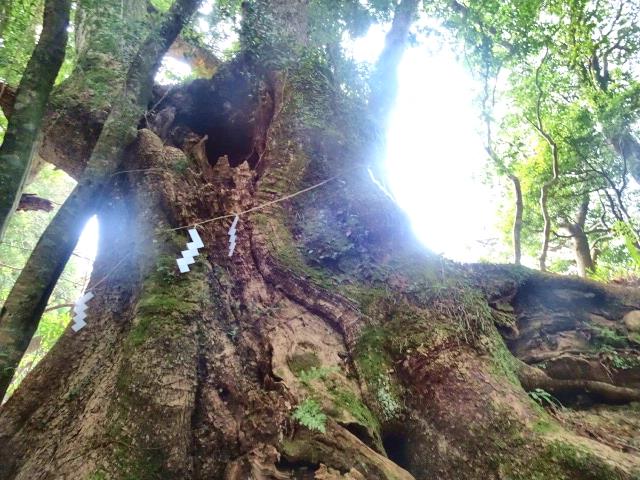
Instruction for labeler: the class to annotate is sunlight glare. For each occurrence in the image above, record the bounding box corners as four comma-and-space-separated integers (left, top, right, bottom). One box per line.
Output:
76, 215, 99, 264
156, 57, 192, 85
348, 26, 498, 262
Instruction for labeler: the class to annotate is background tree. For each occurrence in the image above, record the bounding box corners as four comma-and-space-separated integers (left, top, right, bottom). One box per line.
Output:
435, 0, 640, 278
0, 0, 71, 239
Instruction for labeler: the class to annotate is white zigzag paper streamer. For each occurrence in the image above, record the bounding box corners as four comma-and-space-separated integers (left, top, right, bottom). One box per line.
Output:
72, 291, 94, 332
176, 228, 204, 273
228, 215, 239, 257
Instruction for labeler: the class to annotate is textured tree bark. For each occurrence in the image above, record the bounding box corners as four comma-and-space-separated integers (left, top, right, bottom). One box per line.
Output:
0, 0, 71, 240
496, 272, 640, 403
2, 2, 640, 479
571, 227, 595, 277
0, 0, 202, 400
559, 200, 595, 278
3, 93, 640, 479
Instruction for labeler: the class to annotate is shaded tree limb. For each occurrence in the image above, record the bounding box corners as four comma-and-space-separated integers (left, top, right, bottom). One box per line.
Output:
0, 82, 16, 118
518, 362, 640, 404
166, 36, 221, 77
0, 0, 71, 240
0, 0, 202, 399
368, 0, 419, 127
366, 0, 419, 189
509, 174, 523, 265
16, 194, 54, 213
43, 303, 74, 313
611, 131, 640, 190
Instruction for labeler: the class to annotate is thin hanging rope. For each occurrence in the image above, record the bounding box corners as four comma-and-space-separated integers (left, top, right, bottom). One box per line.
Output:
167, 171, 346, 231
85, 251, 132, 291
2, 164, 368, 299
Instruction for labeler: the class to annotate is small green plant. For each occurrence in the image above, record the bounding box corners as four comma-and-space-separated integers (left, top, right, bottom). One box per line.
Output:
297, 366, 338, 385
528, 388, 563, 410
613, 221, 640, 268
89, 471, 108, 480
292, 398, 327, 433
611, 353, 630, 369
600, 345, 639, 370
375, 375, 401, 419
590, 325, 628, 348
225, 326, 238, 342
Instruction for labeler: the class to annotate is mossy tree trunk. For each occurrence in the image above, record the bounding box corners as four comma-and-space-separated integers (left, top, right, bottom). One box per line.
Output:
0, 0, 201, 400
1, 1, 640, 479
0, 0, 71, 239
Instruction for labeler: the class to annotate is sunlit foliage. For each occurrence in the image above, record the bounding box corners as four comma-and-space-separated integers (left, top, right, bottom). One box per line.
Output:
0, 165, 84, 398
429, 0, 640, 278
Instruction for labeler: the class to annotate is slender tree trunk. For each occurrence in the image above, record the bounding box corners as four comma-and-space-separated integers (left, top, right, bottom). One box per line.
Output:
30, 0, 153, 180
0, 0, 201, 400
0, 1, 241, 182
571, 227, 595, 277
509, 174, 523, 265
0, 0, 71, 240
533, 58, 559, 272
559, 200, 595, 278
538, 182, 553, 271
369, 0, 419, 124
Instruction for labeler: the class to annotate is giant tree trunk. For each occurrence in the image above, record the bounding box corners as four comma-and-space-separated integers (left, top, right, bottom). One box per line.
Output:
2, 4, 640, 480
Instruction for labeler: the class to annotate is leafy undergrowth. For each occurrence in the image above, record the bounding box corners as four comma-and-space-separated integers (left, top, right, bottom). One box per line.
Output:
292, 398, 327, 433
1, 165, 85, 401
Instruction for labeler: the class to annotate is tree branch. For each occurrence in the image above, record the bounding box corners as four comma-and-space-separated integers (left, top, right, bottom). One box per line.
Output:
519, 362, 640, 404
368, 0, 419, 126
43, 303, 74, 313
0, 81, 16, 118
531, 51, 560, 272
17, 194, 54, 213
0, 0, 72, 240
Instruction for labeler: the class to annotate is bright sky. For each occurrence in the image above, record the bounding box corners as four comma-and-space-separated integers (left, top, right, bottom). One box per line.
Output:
348, 26, 498, 262
75, 215, 99, 270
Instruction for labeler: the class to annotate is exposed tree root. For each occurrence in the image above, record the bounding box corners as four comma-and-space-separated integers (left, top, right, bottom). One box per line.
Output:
518, 362, 640, 404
